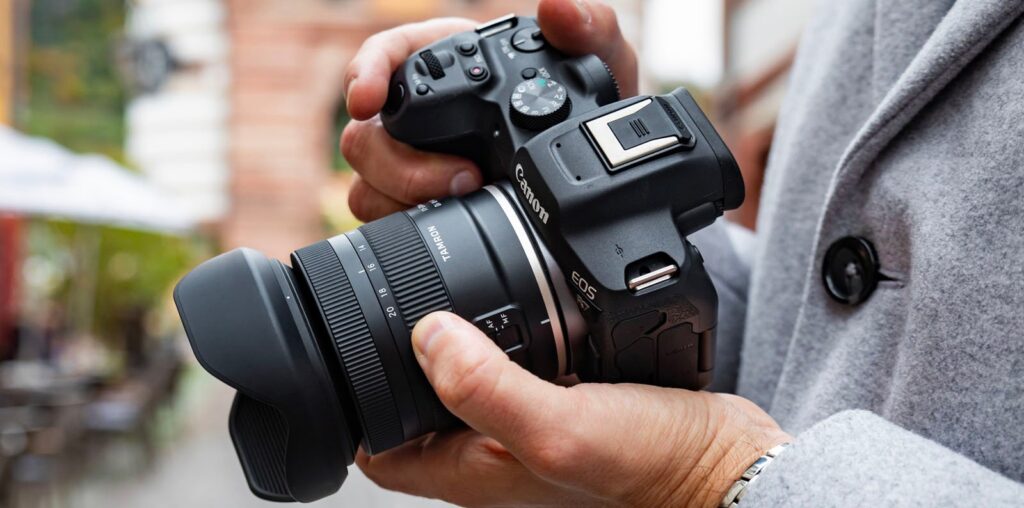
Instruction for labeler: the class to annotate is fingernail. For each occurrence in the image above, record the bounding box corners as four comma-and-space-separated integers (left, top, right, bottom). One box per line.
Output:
574, 0, 593, 25
413, 313, 454, 360
344, 77, 356, 107
449, 170, 478, 196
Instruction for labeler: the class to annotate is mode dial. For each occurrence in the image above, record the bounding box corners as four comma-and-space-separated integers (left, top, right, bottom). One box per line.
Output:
509, 78, 572, 131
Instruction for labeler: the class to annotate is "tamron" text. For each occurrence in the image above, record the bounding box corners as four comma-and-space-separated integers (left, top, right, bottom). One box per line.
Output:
427, 225, 451, 262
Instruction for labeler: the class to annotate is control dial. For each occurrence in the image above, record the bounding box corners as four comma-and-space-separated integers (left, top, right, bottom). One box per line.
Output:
509, 78, 572, 131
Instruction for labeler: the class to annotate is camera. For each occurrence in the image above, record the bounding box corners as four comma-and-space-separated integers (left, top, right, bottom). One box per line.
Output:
173, 15, 743, 502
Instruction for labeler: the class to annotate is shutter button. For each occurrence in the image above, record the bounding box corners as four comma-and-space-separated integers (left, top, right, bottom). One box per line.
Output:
822, 236, 880, 305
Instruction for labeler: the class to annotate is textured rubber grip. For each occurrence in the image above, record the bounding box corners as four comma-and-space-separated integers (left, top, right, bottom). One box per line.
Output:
293, 241, 404, 452
230, 393, 289, 501
360, 213, 453, 330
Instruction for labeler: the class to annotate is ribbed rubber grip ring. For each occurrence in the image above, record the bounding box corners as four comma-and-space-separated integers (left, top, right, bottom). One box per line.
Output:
293, 241, 403, 452
360, 213, 452, 330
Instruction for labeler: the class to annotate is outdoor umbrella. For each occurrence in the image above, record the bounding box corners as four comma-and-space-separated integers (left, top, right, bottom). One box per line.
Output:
0, 126, 198, 342
0, 126, 196, 233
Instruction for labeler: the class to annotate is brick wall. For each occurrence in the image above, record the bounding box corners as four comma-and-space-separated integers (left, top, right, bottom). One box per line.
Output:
223, 0, 536, 260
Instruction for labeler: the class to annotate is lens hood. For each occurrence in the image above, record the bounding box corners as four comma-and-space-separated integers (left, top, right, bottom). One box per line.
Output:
173, 248, 356, 502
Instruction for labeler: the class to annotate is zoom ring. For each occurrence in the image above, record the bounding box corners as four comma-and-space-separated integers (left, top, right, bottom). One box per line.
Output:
294, 241, 403, 452
360, 213, 453, 330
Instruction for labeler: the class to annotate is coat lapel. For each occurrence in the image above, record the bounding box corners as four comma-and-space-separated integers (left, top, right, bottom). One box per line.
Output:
826, 0, 1024, 196
765, 0, 1024, 415
870, 0, 956, 104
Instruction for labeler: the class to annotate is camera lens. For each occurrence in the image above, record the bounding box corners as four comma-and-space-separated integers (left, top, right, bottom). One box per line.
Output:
174, 182, 584, 502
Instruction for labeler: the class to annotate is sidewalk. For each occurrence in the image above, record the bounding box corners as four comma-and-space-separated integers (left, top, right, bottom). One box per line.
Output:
70, 366, 451, 508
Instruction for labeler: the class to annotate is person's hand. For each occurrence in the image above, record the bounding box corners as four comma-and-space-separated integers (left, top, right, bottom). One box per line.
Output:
357, 312, 793, 507
340, 0, 639, 222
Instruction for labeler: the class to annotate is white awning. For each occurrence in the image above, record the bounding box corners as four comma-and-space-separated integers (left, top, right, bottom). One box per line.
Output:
0, 126, 196, 233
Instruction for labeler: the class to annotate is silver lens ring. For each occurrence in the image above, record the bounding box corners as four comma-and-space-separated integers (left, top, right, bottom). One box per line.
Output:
483, 185, 571, 376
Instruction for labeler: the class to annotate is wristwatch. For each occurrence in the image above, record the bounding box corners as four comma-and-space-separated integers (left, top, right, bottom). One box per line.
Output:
719, 443, 789, 507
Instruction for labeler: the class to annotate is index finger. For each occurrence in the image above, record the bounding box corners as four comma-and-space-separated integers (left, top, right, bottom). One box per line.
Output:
357, 431, 569, 506
345, 17, 476, 120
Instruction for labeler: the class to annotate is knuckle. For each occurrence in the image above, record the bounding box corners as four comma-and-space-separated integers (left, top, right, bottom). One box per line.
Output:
339, 121, 369, 166
400, 164, 434, 203
364, 26, 407, 54
595, 1, 622, 29
347, 184, 372, 222
527, 429, 583, 477
362, 30, 390, 49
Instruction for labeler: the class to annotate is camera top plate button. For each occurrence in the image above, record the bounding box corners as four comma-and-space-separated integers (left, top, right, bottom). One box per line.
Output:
511, 28, 545, 52
467, 65, 489, 81
584, 98, 690, 170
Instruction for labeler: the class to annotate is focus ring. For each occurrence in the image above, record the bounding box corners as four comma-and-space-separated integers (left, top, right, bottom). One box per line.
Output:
293, 241, 403, 452
360, 213, 453, 329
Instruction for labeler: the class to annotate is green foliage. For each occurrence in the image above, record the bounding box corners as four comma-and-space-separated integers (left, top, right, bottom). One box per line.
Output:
331, 104, 352, 172
16, 0, 127, 162
24, 220, 207, 341
10, 2, 208, 349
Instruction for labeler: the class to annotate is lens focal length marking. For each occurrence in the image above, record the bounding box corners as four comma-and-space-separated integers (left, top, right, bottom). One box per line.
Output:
345, 232, 404, 329
332, 231, 427, 440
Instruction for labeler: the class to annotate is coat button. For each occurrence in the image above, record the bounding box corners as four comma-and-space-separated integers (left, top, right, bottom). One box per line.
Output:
822, 236, 880, 305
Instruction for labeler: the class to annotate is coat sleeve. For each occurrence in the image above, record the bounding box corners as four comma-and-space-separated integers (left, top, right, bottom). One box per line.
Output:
689, 221, 753, 394
744, 410, 1024, 507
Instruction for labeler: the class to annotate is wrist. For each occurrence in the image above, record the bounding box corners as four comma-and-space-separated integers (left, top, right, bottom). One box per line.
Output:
685, 396, 793, 507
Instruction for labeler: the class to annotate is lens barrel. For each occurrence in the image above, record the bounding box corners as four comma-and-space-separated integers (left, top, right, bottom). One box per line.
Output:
174, 182, 583, 502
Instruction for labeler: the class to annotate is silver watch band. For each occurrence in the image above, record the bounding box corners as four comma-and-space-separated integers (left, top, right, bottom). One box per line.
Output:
719, 443, 789, 508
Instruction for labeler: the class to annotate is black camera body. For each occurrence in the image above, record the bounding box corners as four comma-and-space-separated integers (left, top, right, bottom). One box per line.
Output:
382, 15, 743, 388
173, 14, 744, 503
382, 15, 620, 177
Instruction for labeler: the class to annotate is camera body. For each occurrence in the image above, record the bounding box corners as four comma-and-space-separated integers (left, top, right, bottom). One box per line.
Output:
381, 14, 620, 177
172, 15, 745, 503
382, 15, 743, 388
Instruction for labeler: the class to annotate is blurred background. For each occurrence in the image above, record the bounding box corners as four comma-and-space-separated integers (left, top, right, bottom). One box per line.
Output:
0, 0, 814, 506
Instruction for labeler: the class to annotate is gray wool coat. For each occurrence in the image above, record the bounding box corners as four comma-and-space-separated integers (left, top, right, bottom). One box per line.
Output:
690, 0, 1024, 505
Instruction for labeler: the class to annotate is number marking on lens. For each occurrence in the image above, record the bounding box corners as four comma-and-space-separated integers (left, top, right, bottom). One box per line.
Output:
347, 231, 404, 326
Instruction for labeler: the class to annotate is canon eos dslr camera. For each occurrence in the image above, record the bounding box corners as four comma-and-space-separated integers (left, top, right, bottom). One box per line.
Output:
174, 15, 743, 502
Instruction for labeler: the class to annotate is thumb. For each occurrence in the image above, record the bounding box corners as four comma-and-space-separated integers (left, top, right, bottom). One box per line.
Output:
538, 0, 638, 96
411, 312, 574, 451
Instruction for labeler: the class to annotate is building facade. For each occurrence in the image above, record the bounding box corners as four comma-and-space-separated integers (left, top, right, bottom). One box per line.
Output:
123, 0, 648, 260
